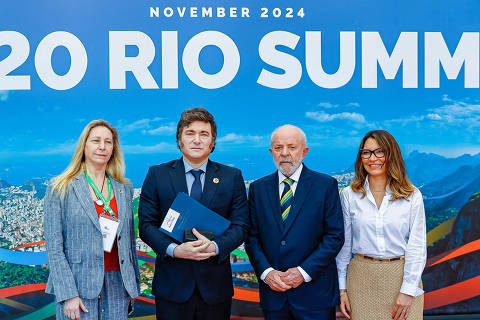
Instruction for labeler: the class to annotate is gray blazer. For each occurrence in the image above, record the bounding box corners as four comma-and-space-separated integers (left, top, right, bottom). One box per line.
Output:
43, 174, 140, 302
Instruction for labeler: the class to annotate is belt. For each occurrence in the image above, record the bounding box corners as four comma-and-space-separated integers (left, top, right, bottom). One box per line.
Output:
356, 254, 405, 262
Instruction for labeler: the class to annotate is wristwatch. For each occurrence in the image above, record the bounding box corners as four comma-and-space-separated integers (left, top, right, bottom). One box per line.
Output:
340, 289, 347, 296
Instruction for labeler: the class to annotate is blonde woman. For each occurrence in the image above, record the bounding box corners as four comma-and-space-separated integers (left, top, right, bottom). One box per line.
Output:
43, 120, 140, 320
336, 130, 426, 320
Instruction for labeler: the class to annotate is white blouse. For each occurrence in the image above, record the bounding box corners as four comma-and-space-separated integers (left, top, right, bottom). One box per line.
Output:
336, 178, 427, 296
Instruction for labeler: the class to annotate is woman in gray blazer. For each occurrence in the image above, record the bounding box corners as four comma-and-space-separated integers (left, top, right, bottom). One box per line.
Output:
43, 120, 140, 320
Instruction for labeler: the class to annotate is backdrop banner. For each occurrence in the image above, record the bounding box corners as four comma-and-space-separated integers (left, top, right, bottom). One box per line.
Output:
1, 0, 479, 318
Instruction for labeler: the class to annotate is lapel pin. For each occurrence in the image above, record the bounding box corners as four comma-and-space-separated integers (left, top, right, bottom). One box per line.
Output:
213, 178, 220, 184
119, 189, 123, 193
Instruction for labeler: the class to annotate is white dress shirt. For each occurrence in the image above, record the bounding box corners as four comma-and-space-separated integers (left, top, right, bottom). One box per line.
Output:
260, 164, 312, 283
336, 178, 427, 296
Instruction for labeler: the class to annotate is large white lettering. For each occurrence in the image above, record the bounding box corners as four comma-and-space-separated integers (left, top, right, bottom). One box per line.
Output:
109, 31, 159, 89
257, 31, 302, 89
162, 31, 178, 89
425, 32, 479, 88
362, 32, 418, 88
306, 31, 355, 89
182, 31, 240, 89
35, 31, 88, 90
0, 31, 30, 90
0, 30, 478, 90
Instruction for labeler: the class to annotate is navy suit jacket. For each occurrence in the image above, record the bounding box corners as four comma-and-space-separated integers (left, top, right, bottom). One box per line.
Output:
138, 158, 249, 304
245, 165, 344, 311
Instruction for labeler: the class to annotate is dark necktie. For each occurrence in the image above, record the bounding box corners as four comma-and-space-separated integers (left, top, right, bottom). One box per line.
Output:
280, 178, 294, 221
190, 169, 203, 201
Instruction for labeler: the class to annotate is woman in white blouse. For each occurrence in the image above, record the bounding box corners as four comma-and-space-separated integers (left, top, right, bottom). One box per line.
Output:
336, 130, 426, 320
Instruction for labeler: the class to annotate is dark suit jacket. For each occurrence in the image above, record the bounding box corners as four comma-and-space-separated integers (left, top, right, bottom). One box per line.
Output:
245, 165, 344, 311
138, 158, 249, 304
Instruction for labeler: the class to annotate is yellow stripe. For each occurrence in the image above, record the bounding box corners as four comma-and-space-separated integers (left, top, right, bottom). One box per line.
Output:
427, 217, 456, 246
281, 189, 292, 204
282, 205, 291, 219
0, 297, 34, 311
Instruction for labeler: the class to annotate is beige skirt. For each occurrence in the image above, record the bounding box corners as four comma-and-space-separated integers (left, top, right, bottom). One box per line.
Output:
346, 255, 423, 320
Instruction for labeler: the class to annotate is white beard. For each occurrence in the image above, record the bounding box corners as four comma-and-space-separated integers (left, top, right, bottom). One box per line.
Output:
275, 157, 302, 177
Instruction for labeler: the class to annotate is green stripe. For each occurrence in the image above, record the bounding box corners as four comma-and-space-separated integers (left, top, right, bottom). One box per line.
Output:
283, 178, 293, 187
281, 178, 294, 221
280, 190, 292, 204
282, 205, 291, 219
231, 249, 249, 259
281, 193, 292, 206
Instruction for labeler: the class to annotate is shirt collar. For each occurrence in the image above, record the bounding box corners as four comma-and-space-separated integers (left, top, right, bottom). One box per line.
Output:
183, 157, 208, 174
278, 163, 303, 185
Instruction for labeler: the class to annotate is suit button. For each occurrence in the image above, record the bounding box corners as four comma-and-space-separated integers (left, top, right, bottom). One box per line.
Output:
281, 240, 286, 246
121, 259, 124, 264
118, 236, 121, 241
98, 295, 101, 299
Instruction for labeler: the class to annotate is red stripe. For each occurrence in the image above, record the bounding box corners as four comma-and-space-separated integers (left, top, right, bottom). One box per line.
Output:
136, 296, 155, 304
426, 249, 454, 267
233, 287, 259, 303
137, 250, 155, 258
427, 238, 480, 267
0, 283, 47, 297
424, 275, 480, 310
10, 240, 45, 250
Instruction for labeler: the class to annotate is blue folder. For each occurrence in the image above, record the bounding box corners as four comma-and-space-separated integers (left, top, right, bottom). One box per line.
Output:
159, 192, 231, 242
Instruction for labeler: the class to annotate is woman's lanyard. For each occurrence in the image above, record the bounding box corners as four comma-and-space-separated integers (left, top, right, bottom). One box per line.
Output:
84, 170, 115, 217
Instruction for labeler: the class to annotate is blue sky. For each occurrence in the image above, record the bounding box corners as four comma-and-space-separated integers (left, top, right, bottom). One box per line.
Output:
1, 0, 480, 186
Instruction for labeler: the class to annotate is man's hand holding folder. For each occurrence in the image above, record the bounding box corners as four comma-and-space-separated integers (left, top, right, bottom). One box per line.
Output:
159, 192, 232, 260
172, 228, 217, 260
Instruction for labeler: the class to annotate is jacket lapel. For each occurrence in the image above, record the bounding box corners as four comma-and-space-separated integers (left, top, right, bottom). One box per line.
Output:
169, 158, 188, 195
282, 165, 312, 236
201, 160, 219, 208
266, 172, 283, 233
110, 177, 126, 234
72, 174, 101, 232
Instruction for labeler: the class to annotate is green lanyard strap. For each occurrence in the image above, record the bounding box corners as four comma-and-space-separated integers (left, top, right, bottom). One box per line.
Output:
84, 170, 115, 217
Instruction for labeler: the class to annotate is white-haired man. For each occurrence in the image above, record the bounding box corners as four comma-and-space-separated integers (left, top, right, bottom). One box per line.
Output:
246, 124, 344, 320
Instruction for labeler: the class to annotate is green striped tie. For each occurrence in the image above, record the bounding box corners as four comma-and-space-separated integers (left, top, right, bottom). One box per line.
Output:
280, 178, 294, 221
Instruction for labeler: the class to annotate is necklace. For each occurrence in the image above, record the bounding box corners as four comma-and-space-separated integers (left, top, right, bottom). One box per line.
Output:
94, 175, 106, 205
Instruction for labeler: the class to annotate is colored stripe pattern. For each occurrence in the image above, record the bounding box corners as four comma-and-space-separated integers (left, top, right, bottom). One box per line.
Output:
280, 178, 294, 221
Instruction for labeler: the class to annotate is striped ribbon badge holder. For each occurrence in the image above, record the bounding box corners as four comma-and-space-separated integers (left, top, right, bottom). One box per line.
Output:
280, 177, 294, 221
